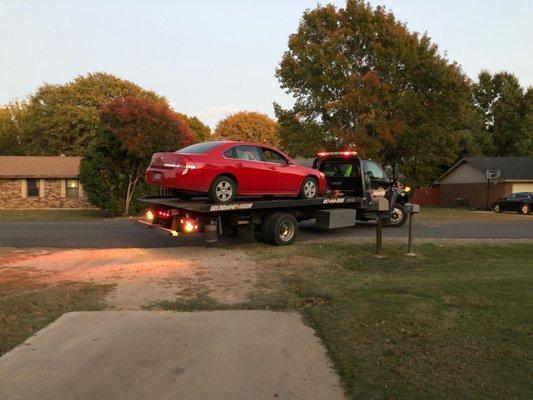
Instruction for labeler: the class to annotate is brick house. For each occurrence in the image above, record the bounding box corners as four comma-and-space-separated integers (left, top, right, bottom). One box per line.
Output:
0, 156, 95, 210
436, 157, 533, 208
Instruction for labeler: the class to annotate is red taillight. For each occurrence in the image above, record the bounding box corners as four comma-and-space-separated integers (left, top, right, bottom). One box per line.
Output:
157, 210, 171, 219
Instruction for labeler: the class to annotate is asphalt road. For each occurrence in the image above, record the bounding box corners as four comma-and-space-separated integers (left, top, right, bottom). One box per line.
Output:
0, 218, 531, 248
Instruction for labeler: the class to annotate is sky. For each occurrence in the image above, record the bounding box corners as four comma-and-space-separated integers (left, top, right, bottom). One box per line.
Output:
1, 0, 532, 128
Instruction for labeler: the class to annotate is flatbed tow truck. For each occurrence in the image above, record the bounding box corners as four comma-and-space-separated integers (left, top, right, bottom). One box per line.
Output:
137, 151, 411, 246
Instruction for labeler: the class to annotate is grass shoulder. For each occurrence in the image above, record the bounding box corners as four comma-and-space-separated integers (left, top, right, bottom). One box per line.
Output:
417, 206, 530, 221
0, 271, 114, 355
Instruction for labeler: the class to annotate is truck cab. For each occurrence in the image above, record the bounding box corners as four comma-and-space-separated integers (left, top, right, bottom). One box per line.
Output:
313, 151, 410, 227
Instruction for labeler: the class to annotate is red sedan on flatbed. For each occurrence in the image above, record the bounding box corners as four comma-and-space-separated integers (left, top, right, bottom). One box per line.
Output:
146, 141, 327, 204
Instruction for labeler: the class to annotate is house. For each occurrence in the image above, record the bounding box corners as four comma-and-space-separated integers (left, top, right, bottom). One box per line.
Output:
436, 157, 533, 208
0, 156, 94, 210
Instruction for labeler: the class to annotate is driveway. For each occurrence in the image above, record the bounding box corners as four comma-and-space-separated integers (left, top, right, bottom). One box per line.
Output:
0, 311, 345, 400
0, 218, 531, 248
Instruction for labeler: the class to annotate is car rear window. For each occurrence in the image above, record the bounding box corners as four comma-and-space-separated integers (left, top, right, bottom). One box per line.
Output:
178, 141, 223, 154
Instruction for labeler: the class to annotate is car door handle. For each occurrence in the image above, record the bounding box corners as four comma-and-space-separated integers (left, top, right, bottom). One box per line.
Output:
236, 162, 243, 167
269, 166, 276, 170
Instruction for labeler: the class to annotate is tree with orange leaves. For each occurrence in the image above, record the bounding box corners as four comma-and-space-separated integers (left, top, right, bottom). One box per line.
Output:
214, 111, 279, 147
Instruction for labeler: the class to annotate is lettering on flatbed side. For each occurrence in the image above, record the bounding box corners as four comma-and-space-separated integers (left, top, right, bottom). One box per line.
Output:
323, 198, 345, 204
209, 203, 254, 211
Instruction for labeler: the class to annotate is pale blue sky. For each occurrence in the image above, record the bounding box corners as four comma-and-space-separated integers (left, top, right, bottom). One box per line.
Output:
1, 0, 532, 127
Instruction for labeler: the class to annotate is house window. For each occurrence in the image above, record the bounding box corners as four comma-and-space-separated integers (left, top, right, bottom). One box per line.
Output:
66, 179, 79, 198
27, 179, 40, 197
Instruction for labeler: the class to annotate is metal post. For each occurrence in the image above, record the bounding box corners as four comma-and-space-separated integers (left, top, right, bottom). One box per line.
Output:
486, 177, 490, 210
407, 212, 414, 256
404, 203, 420, 256
376, 211, 383, 257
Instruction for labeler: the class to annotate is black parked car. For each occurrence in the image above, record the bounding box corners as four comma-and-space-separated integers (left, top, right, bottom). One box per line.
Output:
494, 192, 533, 215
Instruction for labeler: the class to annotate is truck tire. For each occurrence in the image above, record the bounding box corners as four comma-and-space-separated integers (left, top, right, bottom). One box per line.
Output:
384, 205, 407, 228
261, 213, 277, 243
208, 176, 236, 204
265, 213, 298, 246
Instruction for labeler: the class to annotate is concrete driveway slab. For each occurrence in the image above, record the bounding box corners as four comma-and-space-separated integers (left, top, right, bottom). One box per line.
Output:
0, 310, 345, 400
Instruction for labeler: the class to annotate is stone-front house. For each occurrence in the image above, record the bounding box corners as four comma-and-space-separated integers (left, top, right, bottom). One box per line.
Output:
0, 156, 94, 210
436, 157, 533, 208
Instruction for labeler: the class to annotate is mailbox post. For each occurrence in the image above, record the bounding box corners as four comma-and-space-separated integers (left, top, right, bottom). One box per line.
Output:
404, 203, 420, 255
372, 198, 390, 257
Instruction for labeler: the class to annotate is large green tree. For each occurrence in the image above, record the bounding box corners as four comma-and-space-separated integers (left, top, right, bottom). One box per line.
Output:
80, 97, 195, 215
472, 71, 531, 156
23, 72, 162, 156
518, 88, 533, 156
275, 0, 473, 185
0, 101, 26, 155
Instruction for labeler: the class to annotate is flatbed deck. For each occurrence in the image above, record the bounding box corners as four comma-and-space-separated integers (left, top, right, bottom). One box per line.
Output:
139, 195, 366, 213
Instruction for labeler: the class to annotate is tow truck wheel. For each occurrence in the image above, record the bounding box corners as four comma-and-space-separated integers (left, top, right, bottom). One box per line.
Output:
265, 213, 298, 245
209, 176, 236, 204
385, 205, 407, 228
299, 177, 318, 199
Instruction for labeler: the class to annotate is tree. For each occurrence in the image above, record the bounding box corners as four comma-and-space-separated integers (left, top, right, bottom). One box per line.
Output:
79, 97, 195, 215
23, 72, 162, 156
518, 88, 533, 156
472, 71, 529, 156
177, 113, 211, 141
214, 111, 279, 146
275, 0, 472, 185
0, 102, 27, 155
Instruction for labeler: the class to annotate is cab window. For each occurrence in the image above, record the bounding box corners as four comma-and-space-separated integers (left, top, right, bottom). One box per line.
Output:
320, 162, 359, 178
262, 148, 287, 165
363, 160, 385, 180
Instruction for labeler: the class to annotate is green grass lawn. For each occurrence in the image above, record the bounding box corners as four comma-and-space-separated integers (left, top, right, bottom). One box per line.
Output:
417, 206, 530, 221
0, 278, 113, 355
158, 242, 533, 400
0, 210, 111, 221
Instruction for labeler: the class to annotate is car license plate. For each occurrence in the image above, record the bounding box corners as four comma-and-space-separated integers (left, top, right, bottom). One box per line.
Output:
153, 172, 162, 180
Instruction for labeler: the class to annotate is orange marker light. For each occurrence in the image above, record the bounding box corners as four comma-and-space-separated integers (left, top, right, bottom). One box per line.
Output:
146, 210, 154, 221
184, 220, 195, 233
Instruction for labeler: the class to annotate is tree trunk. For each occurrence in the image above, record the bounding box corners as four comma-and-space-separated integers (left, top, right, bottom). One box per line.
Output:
124, 163, 144, 216
124, 173, 133, 216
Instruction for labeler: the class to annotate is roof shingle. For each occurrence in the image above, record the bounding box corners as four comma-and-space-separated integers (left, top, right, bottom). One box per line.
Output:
0, 156, 81, 178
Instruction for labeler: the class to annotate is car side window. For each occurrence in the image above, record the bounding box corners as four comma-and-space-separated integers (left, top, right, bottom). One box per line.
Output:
262, 148, 287, 165
514, 193, 527, 199
363, 160, 385, 180
223, 147, 237, 159
234, 145, 262, 161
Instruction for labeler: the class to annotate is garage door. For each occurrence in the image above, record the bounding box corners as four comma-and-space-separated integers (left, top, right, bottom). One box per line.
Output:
512, 183, 533, 193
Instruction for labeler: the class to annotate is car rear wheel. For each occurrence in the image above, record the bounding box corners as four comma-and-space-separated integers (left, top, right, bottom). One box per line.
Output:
520, 204, 530, 215
299, 177, 318, 199
208, 176, 236, 204
494, 204, 502, 213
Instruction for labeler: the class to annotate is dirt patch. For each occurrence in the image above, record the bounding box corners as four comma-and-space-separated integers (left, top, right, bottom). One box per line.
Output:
0, 247, 257, 309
